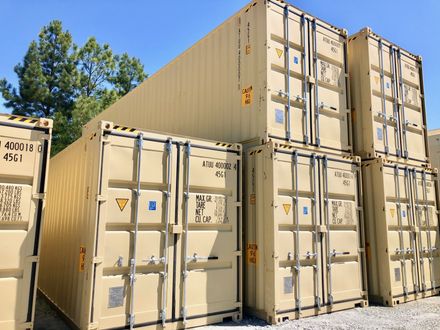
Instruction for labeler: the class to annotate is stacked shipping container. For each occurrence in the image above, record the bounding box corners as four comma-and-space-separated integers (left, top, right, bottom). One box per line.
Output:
81, 0, 369, 324
0, 114, 52, 329
32, 1, 439, 330
39, 122, 242, 329
349, 28, 440, 305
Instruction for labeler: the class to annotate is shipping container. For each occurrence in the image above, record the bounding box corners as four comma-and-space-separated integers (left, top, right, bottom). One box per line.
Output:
362, 158, 440, 306
428, 129, 440, 171
38, 121, 242, 330
244, 141, 367, 324
85, 0, 351, 155
0, 114, 52, 330
348, 28, 429, 166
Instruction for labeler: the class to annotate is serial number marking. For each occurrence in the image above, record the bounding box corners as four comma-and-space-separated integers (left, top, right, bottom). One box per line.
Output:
0, 140, 41, 163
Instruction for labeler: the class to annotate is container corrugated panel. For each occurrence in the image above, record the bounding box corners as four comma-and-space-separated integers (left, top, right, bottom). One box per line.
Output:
0, 114, 52, 330
244, 141, 367, 324
428, 129, 440, 171
349, 28, 429, 166
85, 0, 351, 156
38, 121, 242, 330
362, 158, 440, 306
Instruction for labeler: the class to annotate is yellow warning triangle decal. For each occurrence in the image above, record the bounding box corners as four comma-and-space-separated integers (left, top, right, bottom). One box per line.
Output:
116, 198, 129, 212
283, 204, 291, 215
276, 48, 283, 58
390, 208, 395, 218
374, 76, 380, 85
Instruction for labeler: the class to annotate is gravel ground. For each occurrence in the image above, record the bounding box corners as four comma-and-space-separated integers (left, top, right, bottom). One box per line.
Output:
34, 294, 71, 330
202, 297, 440, 330
34, 295, 440, 329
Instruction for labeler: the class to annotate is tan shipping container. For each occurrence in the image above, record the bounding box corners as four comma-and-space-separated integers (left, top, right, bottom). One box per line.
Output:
428, 129, 440, 171
85, 0, 351, 155
244, 141, 367, 324
348, 28, 429, 166
0, 114, 52, 329
362, 158, 440, 306
38, 121, 242, 329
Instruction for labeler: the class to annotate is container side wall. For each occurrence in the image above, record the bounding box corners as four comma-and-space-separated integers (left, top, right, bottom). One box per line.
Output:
39, 134, 100, 328
428, 132, 440, 171
0, 116, 51, 330
86, 1, 268, 145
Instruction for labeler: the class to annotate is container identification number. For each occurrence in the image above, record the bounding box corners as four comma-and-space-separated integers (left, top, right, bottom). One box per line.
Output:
0, 140, 40, 163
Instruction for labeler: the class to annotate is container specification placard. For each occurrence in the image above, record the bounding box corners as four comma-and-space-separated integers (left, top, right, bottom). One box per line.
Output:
0, 184, 24, 222
191, 194, 229, 224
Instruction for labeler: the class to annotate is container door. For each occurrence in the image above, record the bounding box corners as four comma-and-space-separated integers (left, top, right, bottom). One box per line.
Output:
396, 52, 428, 162
178, 143, 241, 324
383, 166, 418, 298
410, 169, 440, 293
275, 151, 322, 313
310, 21, 350, 153
320, 157, 364, 306
0, 122, 49, 329
94, 135, 176, 329
267, 5, 310, 145
367, 38, 401, 158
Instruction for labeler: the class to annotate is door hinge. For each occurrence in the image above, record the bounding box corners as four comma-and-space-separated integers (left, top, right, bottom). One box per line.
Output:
26, 255, 39, 263
93, 256, 104, 264
233, 250, 242, 257
169, 224, 183, 234
88, 322, 99, 330
32, 193, 46, 200
18, 322, 33, 329
96, 194, 107, 202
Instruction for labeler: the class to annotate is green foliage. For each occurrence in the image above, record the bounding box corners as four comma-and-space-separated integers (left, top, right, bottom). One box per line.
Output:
0, 20, 147, 155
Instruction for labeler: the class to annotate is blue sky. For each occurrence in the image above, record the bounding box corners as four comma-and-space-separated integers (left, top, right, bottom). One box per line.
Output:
1, 0, 439, 128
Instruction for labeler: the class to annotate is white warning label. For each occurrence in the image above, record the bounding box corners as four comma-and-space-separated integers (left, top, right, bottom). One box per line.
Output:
331, 200, 354, 225
193, 194, 229, 224
319, 60, 341, 87
0, 184, 24, 222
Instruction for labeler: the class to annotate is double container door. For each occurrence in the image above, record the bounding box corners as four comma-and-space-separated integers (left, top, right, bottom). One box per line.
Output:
275, 151, 365, 313
0, 120, 50, 329
367, 35, 427, 163
92, 134, 241, 329
267, 3, 351, 154
382, 164, 440, 299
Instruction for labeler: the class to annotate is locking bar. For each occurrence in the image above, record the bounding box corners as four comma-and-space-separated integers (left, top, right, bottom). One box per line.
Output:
128, 133, 143, 330
312, 20, 321, 147
292, 151, 301, 313
283, 6, 292, 141
159, 139, 173, 326
322, 156, 333, 305
411, 169, 427, 291
311, 154, 321, 309
378, 39, 390, 154
421, 171, 435, 289
181, 142, 191, 324
390, 46, 402, 157
300, 14, 309, 144
397, 49, 409, 159
394, 165, 409, 296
